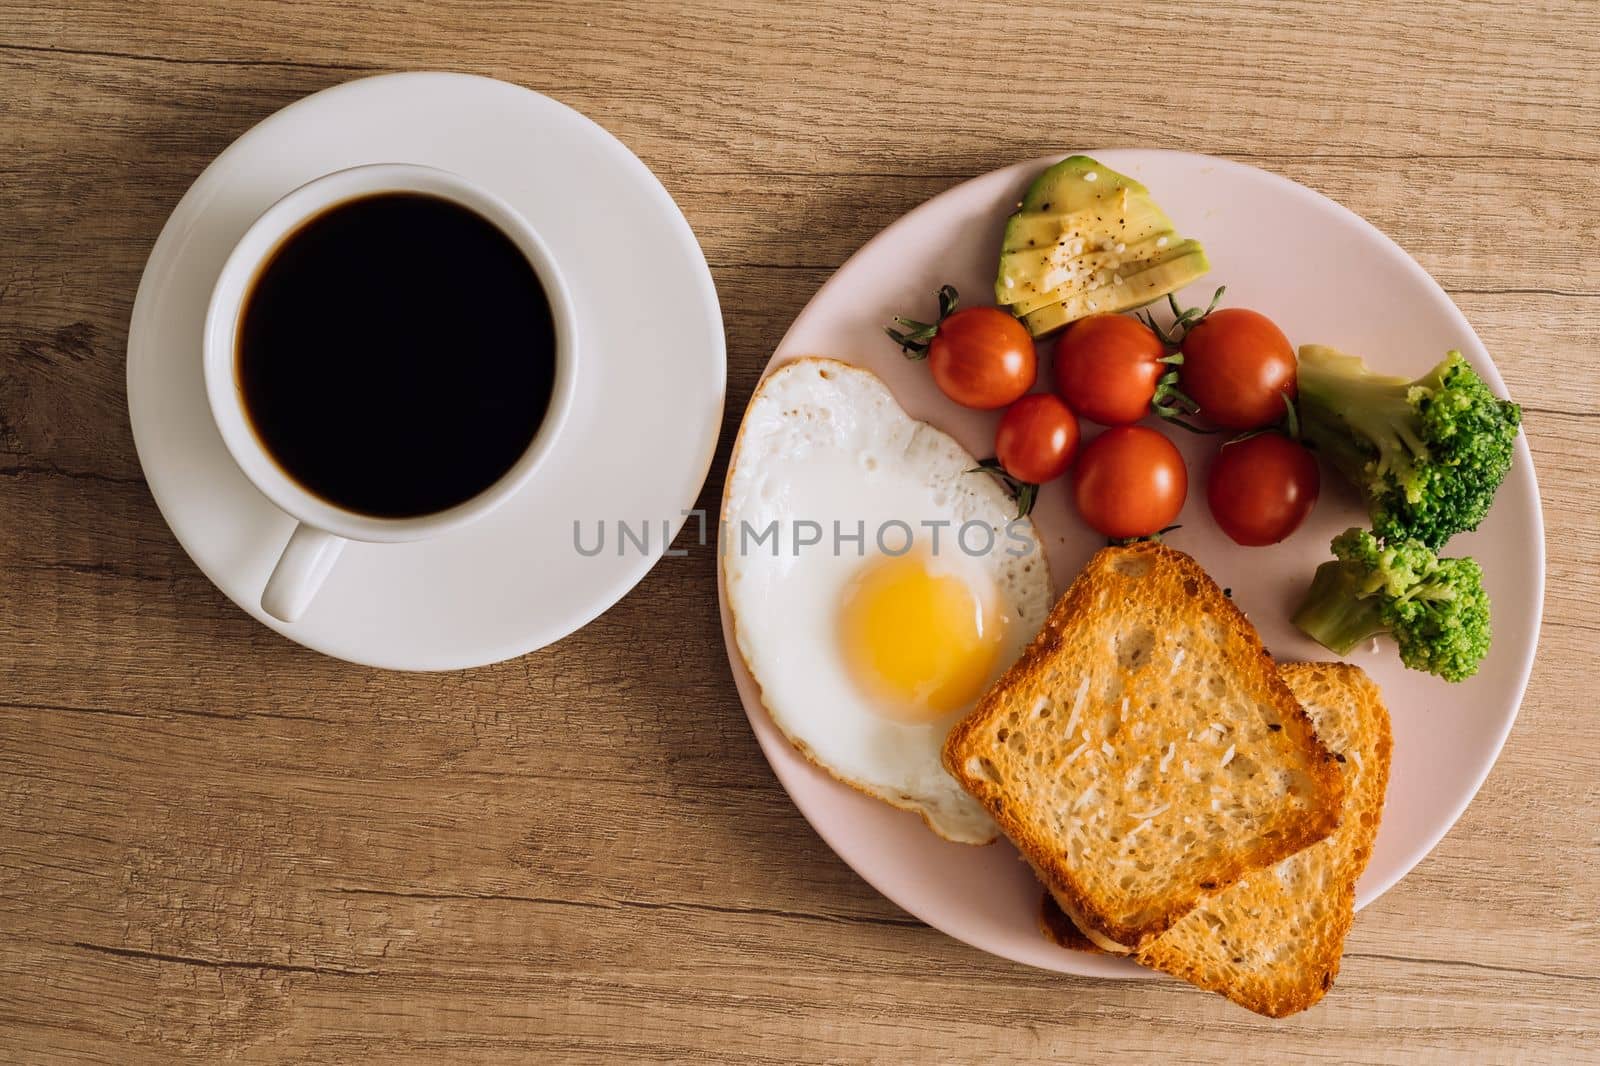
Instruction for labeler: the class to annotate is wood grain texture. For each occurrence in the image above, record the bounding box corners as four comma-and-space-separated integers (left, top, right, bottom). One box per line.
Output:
2, 0, 1598, 1061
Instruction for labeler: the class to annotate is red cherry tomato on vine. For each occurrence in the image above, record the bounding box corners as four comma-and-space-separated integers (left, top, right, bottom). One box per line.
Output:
1072, 426, 1187, 539
926, 306, 1037, 409
996, 393, 1079, 484
1053, 314, 1170, 426
1179, 308, 1297, 430
888, 287, 1037, 409
1206, 432, 1320, 546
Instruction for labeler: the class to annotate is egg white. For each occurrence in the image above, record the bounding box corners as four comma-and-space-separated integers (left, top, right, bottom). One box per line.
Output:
723, 358, 1052, 844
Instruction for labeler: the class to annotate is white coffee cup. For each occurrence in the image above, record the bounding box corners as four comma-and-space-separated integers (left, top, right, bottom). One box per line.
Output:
203, 163, 578, 623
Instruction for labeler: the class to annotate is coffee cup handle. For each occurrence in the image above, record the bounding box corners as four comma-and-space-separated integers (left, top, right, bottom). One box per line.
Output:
261, 524, 347, 623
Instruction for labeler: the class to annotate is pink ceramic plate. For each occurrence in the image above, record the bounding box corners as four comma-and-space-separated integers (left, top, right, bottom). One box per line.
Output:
718, 150, 1543, 977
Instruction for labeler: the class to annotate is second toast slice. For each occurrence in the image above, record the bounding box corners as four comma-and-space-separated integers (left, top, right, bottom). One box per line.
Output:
944, 543, 1344, 950
1136, 661, 1392, 1015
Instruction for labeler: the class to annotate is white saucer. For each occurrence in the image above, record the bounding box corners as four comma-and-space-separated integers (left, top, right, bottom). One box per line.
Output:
127, 73, 726, 670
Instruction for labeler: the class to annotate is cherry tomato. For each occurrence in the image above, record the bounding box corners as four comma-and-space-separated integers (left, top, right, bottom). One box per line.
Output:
996, 393, 1080, 484
1179, 308, 1297, 430
1072, 426, 1187, 539
1053, 314, 1169, 426
927, 307, 1036, 409
1206, 433, 1320, 546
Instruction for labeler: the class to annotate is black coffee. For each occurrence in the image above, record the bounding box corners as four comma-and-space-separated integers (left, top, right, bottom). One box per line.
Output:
238, 192, 556, 518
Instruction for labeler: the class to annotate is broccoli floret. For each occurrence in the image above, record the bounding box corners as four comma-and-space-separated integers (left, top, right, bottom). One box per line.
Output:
1292, 528, 1491, 683
1297, 346, 1521, 549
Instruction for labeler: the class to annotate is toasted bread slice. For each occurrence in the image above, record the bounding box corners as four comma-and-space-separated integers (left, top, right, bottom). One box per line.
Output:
1137, 661, 1392, 1016
944, 542, 1344, 950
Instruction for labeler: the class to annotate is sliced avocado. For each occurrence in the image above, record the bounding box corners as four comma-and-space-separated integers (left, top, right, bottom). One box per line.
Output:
998, 233, 1189, 312
996, 155, 1210, 336
1019, 250, 1211, 338
1019, 155, 1149, 215
1004, 238, 1203, 317
1004, 240, 1203, 320
1000, 195, 1172, 254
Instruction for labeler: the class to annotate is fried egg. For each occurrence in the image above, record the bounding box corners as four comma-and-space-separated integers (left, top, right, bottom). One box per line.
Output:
723, 358, 1051, 843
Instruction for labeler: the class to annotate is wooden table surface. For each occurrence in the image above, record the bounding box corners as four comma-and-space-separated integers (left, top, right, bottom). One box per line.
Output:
4, 2, 1598, 1062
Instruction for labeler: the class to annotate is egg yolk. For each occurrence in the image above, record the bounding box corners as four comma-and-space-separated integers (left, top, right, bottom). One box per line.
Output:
838, 553, 1002, 723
